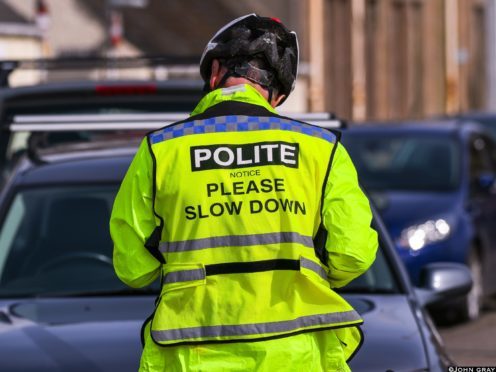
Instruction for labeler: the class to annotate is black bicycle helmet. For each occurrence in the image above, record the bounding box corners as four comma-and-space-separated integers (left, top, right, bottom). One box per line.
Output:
200, 13, 299, 105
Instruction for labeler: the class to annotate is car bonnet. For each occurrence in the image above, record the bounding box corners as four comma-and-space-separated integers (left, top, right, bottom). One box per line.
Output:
0, 296, 155, 372
346, 294, 429, 371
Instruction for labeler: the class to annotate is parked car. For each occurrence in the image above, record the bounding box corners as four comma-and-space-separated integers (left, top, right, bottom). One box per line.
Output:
0, 135, 467, 371
0, 57, 206, 188
0, 58, 338, 183
341, 120, 496, 321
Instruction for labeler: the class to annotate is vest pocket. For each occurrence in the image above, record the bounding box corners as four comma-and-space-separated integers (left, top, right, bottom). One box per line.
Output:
161, 263, 206, 293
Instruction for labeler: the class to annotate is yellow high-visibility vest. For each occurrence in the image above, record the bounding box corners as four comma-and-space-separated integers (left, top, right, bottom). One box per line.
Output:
111, 84, 378, 365
146, 86, 363, 359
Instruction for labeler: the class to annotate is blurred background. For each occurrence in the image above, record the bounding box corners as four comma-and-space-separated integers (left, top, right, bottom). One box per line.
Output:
1, 0, 494, 119
1, 0, 495, 368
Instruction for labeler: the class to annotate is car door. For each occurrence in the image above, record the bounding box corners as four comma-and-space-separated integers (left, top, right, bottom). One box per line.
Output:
467, 133, 496, 294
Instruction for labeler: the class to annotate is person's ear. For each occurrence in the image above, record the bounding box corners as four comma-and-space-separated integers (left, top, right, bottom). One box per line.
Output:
271, 94, 287, 108
209, 60, 222, 90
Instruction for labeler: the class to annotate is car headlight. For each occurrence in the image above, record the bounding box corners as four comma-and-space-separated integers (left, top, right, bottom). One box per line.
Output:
398, 219, 451, 251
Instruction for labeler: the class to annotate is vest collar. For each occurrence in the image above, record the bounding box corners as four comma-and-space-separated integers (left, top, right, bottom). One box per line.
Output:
191, 84, 277, 116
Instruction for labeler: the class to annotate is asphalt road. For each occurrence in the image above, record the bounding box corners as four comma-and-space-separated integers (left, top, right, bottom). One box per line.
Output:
438, 299, 496, 366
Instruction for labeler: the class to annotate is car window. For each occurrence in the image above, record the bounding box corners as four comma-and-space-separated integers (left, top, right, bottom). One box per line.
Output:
488, 138, 496, 169
0, 185, 128, 297
0, 195, 25, 277
470, 135, 493, 173
343, 132, 460, 192
338, 243, 398, 294
469, 135, 496, 195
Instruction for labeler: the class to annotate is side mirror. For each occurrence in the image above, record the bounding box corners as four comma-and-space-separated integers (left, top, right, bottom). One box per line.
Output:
415, 262, 472, 307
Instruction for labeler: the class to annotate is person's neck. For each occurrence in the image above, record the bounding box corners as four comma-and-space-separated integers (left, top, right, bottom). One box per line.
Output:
221, 78, 270, 102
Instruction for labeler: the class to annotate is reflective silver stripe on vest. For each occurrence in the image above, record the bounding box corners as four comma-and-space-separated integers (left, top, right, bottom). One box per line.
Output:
163, 268, 206, 284
151, 310, 362, 343
300, 257, 328, 281
160, 232, 314, 253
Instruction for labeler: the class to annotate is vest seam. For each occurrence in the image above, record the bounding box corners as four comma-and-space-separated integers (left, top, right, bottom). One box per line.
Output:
312, 140, 340, 267
144, 137, 166, 264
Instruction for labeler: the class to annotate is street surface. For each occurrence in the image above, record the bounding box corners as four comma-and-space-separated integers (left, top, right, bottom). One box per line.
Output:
439, 299, 496, 366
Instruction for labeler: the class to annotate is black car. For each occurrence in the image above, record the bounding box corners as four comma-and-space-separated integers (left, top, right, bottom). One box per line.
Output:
0, 57, 208, 189
0, 139, 469, 371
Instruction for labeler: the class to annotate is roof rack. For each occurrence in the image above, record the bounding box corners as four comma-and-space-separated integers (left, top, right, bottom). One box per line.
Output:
0, 56, 201, 87
10, 112, 345, 132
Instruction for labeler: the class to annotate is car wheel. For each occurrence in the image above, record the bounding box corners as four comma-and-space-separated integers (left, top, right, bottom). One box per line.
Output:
458, 249, 484, 321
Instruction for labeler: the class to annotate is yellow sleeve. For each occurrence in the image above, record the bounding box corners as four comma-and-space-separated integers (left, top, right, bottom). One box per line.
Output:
110, 138, 161, 288
322, 143, 378, 288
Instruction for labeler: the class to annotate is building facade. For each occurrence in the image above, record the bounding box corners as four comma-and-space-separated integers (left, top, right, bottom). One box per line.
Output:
305, 0, 490, 121
1, 0, 493, 119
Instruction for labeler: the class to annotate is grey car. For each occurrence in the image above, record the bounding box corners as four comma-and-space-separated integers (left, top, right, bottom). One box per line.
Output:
0, 141, 469, 371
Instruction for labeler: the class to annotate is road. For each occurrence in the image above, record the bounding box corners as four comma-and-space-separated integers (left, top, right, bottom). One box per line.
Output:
438, 299, 496, 366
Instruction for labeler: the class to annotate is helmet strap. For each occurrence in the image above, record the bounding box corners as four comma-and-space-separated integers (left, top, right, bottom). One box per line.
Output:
213, 61, 278, 105
215, 70, 233, 90
268, 88, 273, 104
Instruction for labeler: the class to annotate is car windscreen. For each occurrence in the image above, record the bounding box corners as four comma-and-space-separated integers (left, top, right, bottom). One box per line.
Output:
0, 184, 134, 297
337, 241, 398, 294
342, 131, 461, 192
0, 183, 398, 297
